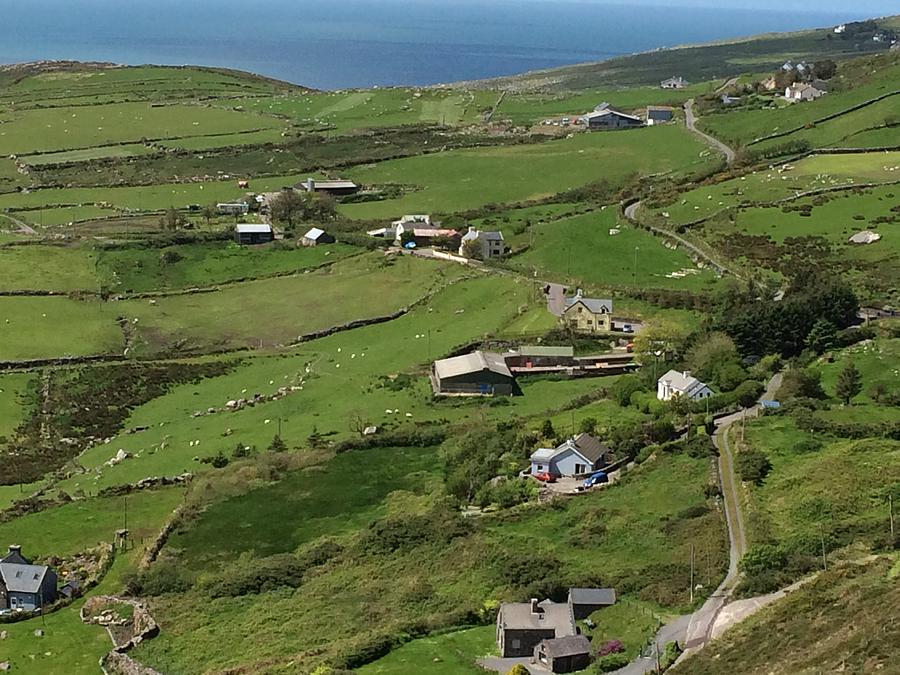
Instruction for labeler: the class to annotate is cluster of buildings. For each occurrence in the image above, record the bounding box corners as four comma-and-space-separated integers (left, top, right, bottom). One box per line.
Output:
579, 102, 674, 131
368, 215, 507, 259
0, 545, 58, 613
496, 588, 617, 672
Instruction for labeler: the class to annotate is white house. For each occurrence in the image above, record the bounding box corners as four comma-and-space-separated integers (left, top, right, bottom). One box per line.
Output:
785, 83, 826, 102
660, 76, 688, 89
530, 433, 613, 478
392, 215, 434, 241
459, 227, 505, 259
657, 370, 714, 401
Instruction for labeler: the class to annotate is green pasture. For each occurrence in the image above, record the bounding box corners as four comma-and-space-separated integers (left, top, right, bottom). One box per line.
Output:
358, 626, 495, 675
0, 172, 307, 213
234, 88, 496, 132
118, 253, 466, 353
698, 62, 900, 146
815, 338, 899, 406
495, 82, 710, 126
156, 127, 289, 150
49, 276, 612, 494
0, 296, 121, 361
340, 125, 715, 219
20, 143, 158, 166
841, 124, 900, 148
470, 202, 592, 249
12, 206, 115, 227
170, 445, 443, 571
0, 486, 186, 557
0, 102, 282, 156
96, 240, 358, 293
0, 158, 28, 193
0, 371, 32, 437
0, 244, 99, 291
512, 209, 719, 290
649, 152, 900, 226
0, 65, 282, 107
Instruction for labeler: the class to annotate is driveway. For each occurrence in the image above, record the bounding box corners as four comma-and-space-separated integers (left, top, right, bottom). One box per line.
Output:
479, 656, 547, 674
545, 282, 567, 316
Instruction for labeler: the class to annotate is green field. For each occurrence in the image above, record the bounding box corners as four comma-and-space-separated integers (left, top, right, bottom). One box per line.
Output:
20, 143, 158, 166
0, 244, 99, 291
358, 626, 495, 675
118, 253, 467, 353
0, 371, 32, 437
0, 296, 121, 361
341, 125, 715, 219
96, 241, 358, 293
512, 209, 720, 290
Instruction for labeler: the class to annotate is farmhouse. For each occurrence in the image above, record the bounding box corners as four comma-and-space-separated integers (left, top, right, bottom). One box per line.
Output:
496, 598, 577, 657
393, 215, 438, 242
646, 106, 674, 125
660, 76, 688, 89
568, 587, 617, 620
530, 433, 614, 478
562, 293, 613, 333
297, 177, 359, 196
657, 370, 714, 401
534, 635, 593, 674
216, 202, 249, 216
301, 227, 335, 246
234, 223, 273, 245
0, 545, 58, 612
581, 109, 643, 131
459, 227, 506, 259
785, 83, 826, 102
432, 351, 515, 396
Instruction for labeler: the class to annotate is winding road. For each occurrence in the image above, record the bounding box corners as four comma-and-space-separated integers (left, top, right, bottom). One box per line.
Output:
613, 373, 782, 674
684, 99, 736, 164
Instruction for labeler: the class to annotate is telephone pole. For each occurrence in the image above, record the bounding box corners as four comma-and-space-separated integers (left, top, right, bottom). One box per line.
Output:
889, 494, 895, 542
689, 544, 695, 605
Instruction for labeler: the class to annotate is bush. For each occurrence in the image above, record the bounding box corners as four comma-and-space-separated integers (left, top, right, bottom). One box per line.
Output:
209, 553, 305, 598
612, 375, 647, 407
595, 653, 630, 672
734, 380, 764, 408
507, 665, 530, 675
735, 448, 772, 484
740, 544, 787, 576
122, 556, 192, 596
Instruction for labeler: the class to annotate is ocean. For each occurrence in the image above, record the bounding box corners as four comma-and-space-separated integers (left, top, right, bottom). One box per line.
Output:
0, 0, 886, 89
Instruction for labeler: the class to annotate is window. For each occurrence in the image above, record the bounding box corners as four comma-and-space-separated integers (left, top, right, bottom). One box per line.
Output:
512, 639, 520, 649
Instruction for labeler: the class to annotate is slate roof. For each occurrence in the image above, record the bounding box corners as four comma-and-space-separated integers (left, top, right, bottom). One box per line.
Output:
0, 547, 30, 565
570, 433, 613, 465
569, 587, 617, 606
517, 346, 574, 358
564, 296, 613, 315
498, 600, 576, 636
582, 109, 642, 123
434, 351, 512, 380
538, 635, 593, 658
0, 563, 50, 594
647, 106, 674, 119
235, 223, 272, 234
462, 228, 504, 242
659, 370, 710, 397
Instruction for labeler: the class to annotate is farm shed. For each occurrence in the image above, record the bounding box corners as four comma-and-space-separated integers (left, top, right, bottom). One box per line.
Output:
234, 223, 273, 245
496, 598, 577, 657
533, 635, 593, 673
568, 587, 617, 619
646, 106, 674, 125
580, 109, 643, 130
298, 177, 359, 196
432, 351, 515, 396
217, 202, 249, 215
301, 227, 336, 246
505, 346, 575, 369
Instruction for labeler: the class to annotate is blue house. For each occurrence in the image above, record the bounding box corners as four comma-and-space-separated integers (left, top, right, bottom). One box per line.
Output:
0, 545, 58, 612
531, 434, 614, 478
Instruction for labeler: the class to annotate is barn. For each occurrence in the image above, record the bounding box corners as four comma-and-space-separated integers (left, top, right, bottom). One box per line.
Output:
432, 351, 515, 396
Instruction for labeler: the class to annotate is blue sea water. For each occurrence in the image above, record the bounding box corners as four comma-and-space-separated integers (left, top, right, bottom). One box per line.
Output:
0, 0, 888, 89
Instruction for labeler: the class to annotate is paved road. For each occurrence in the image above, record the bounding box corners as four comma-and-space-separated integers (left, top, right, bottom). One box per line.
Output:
0, 212, 37, 235
714, 77, 740, 94
684, 99, 736, 164
545, 282, 567, 316
613, 373, 782, 674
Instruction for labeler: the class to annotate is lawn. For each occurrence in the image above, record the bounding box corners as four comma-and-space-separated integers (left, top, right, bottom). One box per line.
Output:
157, 127, 289, 151
815, 338, 900, 406
118, 253, 467, 353
96, 241, 358, 293
512, 209, 720, 291
0, 371, 32, 437
0, 244, 99, 291
340, 125, 715, 219
0, 296, 121, 361
358, 626, 495, 675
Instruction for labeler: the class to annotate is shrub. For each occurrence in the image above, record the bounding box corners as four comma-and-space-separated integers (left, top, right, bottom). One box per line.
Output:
740, 544, 787, 576
735, 448, 772, 484
612, 375, 646, 407
209, 553, 305, 598
595, 653, 630, 672
507, 665, 530, 675
598, 639, 625, 656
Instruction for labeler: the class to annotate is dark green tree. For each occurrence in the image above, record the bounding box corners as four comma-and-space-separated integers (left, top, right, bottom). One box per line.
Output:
805, 319, 837, 353
735, 448, 771, 484
268, 434, 287, 453
835, 361, 861, 405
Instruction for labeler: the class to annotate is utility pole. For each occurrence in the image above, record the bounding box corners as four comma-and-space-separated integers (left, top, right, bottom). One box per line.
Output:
889, 494, 895, 542
633, 246, 639, 286
690, 544, 695, 605
123, 495, 128, 532
820, 525, 827, 572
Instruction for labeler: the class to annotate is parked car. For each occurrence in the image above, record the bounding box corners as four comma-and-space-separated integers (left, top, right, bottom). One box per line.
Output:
534, 471, 556, 483
583, 471, 608, 488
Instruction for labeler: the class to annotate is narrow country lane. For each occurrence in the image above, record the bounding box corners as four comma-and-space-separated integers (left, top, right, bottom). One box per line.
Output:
684, 99, 736, 164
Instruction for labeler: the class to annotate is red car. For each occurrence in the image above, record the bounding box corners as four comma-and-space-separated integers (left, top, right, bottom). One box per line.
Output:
534, 471, 556, 483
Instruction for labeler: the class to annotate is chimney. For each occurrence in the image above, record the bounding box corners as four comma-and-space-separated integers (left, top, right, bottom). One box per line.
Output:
683, 371, 692, 378
531, 598, 542, 615
8, 544, 21, 554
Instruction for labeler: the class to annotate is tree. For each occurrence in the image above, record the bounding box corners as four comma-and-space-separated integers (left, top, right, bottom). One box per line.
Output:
161, 206, 183, 231
812, 59, 837, 80
268, 190, 306, 230
805, 319, 837, 354
777, 368, 825, 400
540, 419, 556, 439
579, 417, 597, 435
734, 380, 763, 408
611, 374, 646, 407
202, 204, 216, 227
685, 332, 739, 382
462, 238, 483, 260
268, 435, 287, 453
735, 448, 771, 484
869, 382, 888, 404
835, 361, 861, 405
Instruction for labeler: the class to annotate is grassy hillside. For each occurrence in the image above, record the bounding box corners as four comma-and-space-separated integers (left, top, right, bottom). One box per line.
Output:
673, 556, 900, 675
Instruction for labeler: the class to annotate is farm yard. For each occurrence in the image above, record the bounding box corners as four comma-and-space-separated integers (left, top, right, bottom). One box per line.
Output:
0, 38, 897, 675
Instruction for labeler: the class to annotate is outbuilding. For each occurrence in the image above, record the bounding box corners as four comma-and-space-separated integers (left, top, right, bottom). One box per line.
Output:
432, 351, 515, 396
533, 635, 593, 673
234, 223, 273, 245
646, 106, 674, 125
581, 109, 643, 131
297, 177, 359, 196
301, 227, 336, 246
568, 587, 617, 620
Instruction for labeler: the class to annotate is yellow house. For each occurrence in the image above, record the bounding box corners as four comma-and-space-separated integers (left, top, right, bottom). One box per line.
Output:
561, 294, 612, 333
